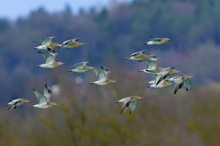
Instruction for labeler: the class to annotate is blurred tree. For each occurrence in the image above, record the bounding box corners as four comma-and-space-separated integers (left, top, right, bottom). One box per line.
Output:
0, 1, 219, 145
0, 18, 10, 33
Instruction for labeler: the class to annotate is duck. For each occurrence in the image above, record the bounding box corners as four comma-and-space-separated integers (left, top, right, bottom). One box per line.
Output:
125, 50, 153, 62
32, 84, 59, 109
154, 67, 176, 85
68, 62, 94, 73
145, 37, 170, 45
146, 74, 172, 88
167, 75, 193, 94
116, 96, 146, 114
6, 98, 29, 110
146, 78, 172, 88
37, 48, 64, 68
34, 36, 61, 50
90, 66, 116, 85
58, 38, 88, 50
138, 56, 159, 73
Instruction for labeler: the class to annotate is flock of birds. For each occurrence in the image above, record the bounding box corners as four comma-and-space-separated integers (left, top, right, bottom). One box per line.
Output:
6, 36, 196, 114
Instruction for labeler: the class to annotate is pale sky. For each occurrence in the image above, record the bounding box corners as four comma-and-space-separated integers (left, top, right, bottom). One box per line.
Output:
1, 0, 131, 20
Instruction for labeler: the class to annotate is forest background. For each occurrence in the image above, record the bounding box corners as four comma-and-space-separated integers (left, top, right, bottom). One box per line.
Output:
0, 0, 220, 145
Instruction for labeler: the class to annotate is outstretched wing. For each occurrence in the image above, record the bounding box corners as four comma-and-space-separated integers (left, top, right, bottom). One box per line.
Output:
42, 36, 54, 45
155, 67, 174, 85
72, 38, 80, 42
117, 97, 131, 103
7, 99, 21, 110
129, 100, 138, 113
70, 62, 88, 69
92, 67, 108, 80
38, 51, 54, 64
155, 69, 170, 85
33, 89, 48, 104
172, 76, 183, 94
59, 39, 71, 49
146, 59, 157, 70
125, 50, 146, 59
174, 84, 179, 94
120, 102, 130, 114
91, 66, 111, 81
59, 38, 80, 49
101, 66, 111, 78
116, 97, 131, 114
131, 50, 145, 57
150, 37, 161, 42
153, 74, 161, 84
43, 84, 52, 101
184, 78, 191, 91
